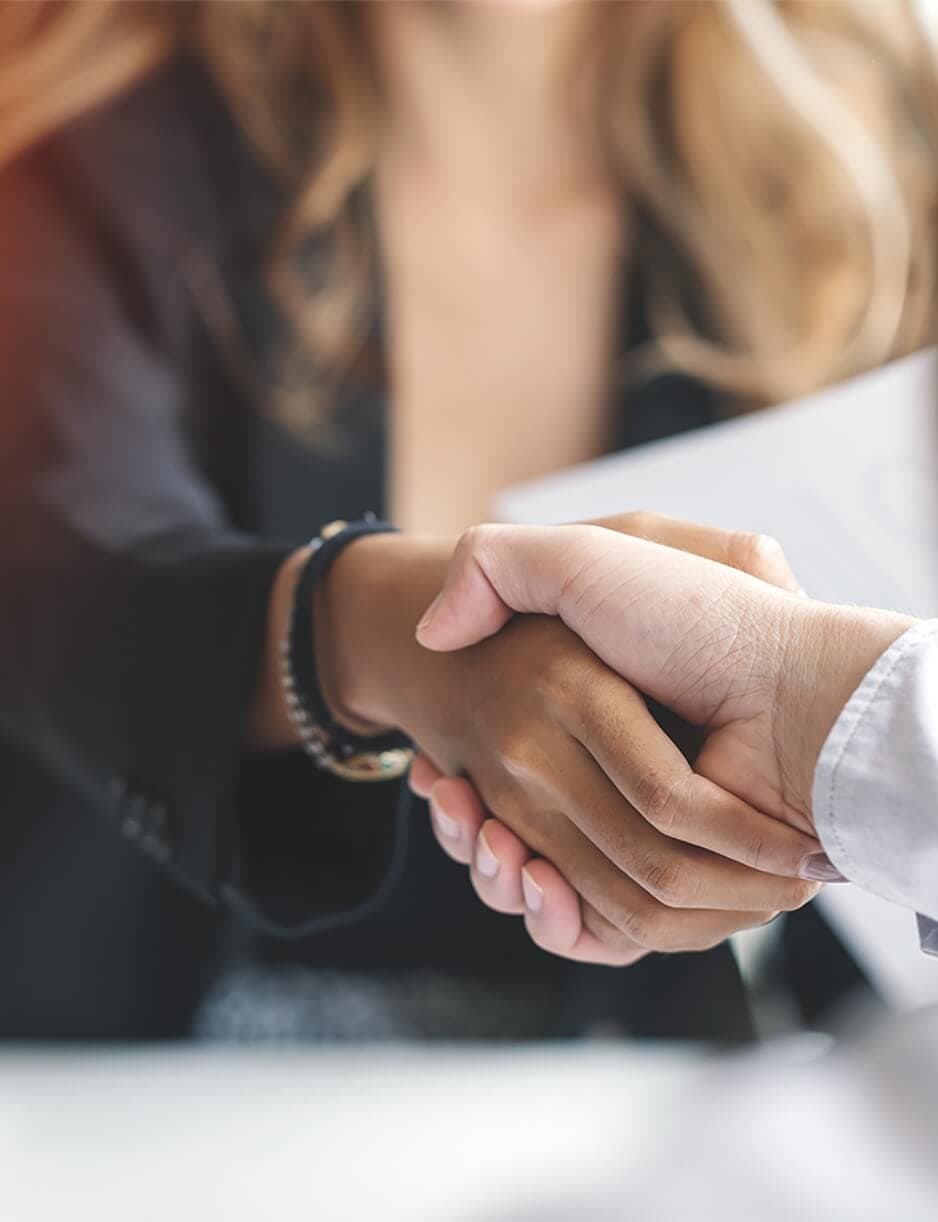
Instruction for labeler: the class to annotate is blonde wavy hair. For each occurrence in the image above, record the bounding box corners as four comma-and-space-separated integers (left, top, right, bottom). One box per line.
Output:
2, 0, 937, 416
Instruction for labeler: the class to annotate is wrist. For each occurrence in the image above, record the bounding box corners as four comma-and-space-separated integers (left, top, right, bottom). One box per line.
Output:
776, 601, 915, 819
317, 533, 455, 733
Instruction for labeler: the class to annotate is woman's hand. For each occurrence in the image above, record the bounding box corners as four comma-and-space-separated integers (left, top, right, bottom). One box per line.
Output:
314, 529, 820, 965
410, 757, 643, 964
411, 512, 829, 965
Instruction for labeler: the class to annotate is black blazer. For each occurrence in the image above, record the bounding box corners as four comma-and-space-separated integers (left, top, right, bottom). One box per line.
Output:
0, 57, 748, 1039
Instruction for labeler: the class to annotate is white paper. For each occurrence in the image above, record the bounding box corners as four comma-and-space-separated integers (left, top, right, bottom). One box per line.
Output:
497, 348, 938, 1011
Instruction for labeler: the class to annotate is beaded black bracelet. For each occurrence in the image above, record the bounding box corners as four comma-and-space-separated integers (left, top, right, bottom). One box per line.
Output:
279, 518, 414, 782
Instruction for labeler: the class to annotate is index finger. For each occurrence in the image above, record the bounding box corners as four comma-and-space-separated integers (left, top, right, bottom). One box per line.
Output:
586, 511, 800, 592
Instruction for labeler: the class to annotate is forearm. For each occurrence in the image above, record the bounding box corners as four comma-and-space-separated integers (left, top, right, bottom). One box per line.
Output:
774, 601, 916, 816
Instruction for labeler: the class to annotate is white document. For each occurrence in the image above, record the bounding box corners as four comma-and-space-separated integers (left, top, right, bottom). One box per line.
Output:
497, 348, 938, 1010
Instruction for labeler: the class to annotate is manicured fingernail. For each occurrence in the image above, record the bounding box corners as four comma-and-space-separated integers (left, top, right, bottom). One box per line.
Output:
417, 592, 442, 635
429, 797, 459, 840
475, 829, 500, 879
522, 868, 543, 913
799, 852, 847, 883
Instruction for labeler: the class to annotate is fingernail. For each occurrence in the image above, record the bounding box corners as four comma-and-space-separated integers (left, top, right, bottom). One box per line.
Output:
799, 852, 847, 883
522, 868, 543, 913
475, 829, 500, 879
429, 797, 459, 840
417, 592, 442, 635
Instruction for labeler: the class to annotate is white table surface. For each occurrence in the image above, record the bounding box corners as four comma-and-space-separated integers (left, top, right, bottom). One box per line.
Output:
2, 1024, 937, 1222
0, 1043, 697, 1222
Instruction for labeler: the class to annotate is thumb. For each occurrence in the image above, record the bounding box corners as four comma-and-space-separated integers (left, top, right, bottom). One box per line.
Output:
416, 524, 589, 651
416, 522, 784, 727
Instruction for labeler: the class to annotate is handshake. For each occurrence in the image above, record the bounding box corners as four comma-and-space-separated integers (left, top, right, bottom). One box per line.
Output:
401, 514, 912, 967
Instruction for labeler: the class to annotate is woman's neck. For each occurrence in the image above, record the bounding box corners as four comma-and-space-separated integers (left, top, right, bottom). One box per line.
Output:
370, 1, 603, 208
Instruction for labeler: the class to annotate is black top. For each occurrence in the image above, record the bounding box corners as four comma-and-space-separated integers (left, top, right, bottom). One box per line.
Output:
0, 57, 746, 1039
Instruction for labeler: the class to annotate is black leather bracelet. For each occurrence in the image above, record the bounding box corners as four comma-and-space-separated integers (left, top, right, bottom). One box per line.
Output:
280, 518, 414, 782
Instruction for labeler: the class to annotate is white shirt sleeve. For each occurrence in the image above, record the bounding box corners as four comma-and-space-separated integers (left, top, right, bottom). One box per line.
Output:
812, 620, 938, 954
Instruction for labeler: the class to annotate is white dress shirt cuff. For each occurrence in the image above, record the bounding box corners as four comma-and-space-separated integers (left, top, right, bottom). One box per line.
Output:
813, 620, 938, 949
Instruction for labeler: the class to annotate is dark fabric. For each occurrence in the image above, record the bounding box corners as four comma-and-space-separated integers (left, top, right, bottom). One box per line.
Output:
0, 56, 747, 1040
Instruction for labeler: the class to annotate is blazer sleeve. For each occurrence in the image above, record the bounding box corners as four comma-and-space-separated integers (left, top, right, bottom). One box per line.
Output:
0, 131, 404, 934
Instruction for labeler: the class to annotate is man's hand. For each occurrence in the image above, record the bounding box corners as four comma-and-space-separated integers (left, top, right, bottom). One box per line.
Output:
418, 518, 908, 825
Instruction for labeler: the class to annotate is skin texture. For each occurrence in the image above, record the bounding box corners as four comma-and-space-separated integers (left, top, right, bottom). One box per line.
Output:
413, 515, 913, 965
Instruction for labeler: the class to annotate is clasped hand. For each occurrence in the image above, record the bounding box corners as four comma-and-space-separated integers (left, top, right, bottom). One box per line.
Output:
407, 514, 832, 967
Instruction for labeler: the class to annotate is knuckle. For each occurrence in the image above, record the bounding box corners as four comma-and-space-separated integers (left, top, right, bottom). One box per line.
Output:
470, 771, 525, 834
728, 530, 786, 581
497, 730, 542, 785
619, 509, 653, 537
618, 900, 664, 951
452, 524, 507, 589
740, 834, 767, 873
556, 668, 611, 741
635, 772, 684, 833
637, 854, 698, 909
582, 904, 642, 956
457, 523, 495, 563
599, 822, 638, 875
534, 646, 590, 709
781, 880, 820, 911
739, 832, 801, 882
